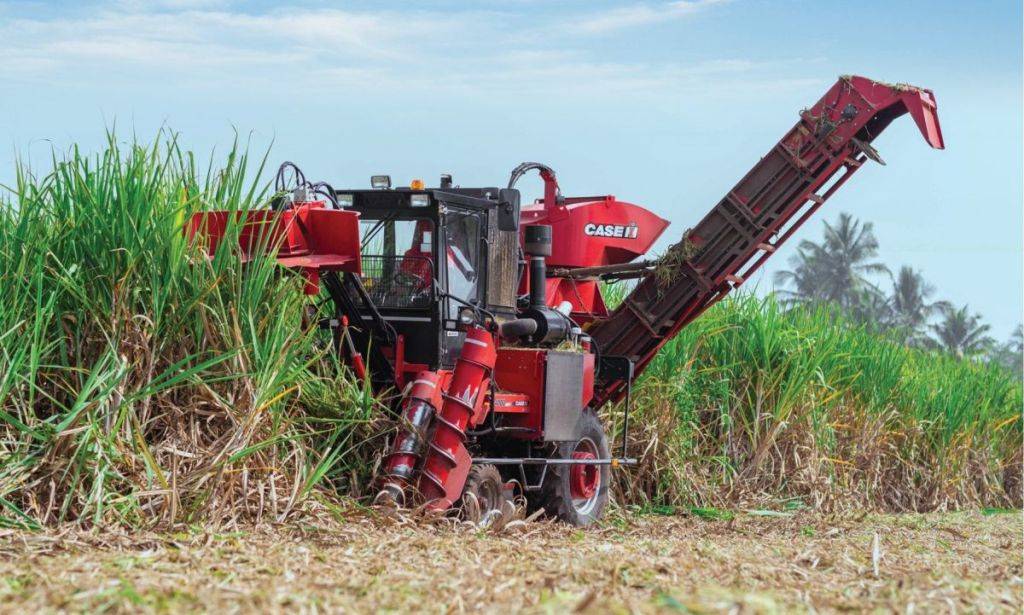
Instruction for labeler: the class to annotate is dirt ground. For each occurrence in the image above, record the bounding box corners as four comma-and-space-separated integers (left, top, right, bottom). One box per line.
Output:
0, 509, 1020, 614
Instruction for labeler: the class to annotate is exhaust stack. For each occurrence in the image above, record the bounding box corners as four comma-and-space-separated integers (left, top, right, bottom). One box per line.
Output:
524, 224, 552, 308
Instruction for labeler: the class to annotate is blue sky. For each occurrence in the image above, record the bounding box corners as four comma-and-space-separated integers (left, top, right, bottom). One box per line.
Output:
1, 0, 1021, 338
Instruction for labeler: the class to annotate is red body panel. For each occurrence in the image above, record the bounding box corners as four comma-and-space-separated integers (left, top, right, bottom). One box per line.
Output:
187, 201, 361, 294
490, 347, 595, 439
546, 278, 608, 323
492, 348, 546, 437
521, 196, 668, 269
515, 195, 666, 323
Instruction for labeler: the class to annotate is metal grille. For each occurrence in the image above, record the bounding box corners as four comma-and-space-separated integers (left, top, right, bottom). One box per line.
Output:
360, 255, 434, 309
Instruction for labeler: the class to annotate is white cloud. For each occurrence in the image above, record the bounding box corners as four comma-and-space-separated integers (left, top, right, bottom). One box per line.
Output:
0, 0, 793, 100
0, 6, 491, 72
114, 0, 233, 9
570, 0, 729, 35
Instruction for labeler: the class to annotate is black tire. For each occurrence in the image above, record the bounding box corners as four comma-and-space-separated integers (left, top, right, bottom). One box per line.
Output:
539, 409, 610, 527
462, 464, 506, 518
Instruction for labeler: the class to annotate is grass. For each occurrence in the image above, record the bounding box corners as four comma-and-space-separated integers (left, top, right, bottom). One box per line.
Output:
602, 285, 1023, 512
0, 132, 381, 529
0, 133, 1019, 530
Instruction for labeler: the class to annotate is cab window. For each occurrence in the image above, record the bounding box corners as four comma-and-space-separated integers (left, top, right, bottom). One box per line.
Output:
443, 210, 482, 318
358, 217, 434, 308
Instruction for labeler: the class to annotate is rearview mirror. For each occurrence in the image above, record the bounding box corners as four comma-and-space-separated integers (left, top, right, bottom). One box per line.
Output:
497, 189, 520, 232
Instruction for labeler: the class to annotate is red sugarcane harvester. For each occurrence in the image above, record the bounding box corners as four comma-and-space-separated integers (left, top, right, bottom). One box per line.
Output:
189, 76, 944, 525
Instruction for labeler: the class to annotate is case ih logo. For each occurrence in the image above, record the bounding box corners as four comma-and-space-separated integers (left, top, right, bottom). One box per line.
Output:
583, 222, 639, 239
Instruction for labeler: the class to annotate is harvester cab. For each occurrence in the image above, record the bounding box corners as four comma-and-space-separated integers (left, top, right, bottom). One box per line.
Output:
188, 75, 944, 526
329, 179, 523, 384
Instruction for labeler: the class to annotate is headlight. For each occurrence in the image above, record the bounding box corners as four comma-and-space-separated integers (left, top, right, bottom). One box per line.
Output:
410, 194, 429, 208
336, 194, 354, 208
371, 175, 391, 190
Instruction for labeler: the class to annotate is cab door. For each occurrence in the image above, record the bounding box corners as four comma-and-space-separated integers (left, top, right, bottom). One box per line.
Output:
439, 205, 486, 366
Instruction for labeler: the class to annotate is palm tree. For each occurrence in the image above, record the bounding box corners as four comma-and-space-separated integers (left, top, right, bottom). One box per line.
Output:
928, 304, 994, 359
773, 246, 832, 305
1009, 325, 1024, 374
847, 284, 892, 331
888, 266, 948, 346
989, 324, 1023, 375
775, 213, 889, 312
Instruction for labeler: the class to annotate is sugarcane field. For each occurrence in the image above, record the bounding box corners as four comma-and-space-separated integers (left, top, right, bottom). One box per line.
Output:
1, 2, 1021, 614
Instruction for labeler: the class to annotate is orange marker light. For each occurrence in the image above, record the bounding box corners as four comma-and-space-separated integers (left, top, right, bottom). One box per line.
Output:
410, 179, 425, 190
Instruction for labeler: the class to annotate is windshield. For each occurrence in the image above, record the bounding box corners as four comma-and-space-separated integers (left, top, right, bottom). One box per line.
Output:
359, 217, 434, 309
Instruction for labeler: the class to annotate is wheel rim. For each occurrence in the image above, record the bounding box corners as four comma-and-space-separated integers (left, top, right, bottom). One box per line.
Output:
465, 473, 503, 513
477, 479, 501, 512
569, 438, 601, 515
